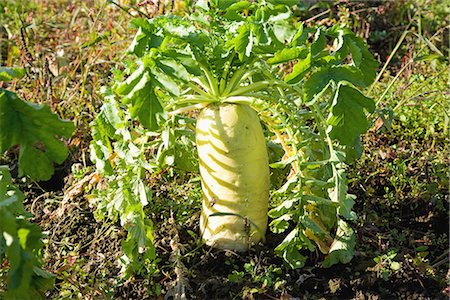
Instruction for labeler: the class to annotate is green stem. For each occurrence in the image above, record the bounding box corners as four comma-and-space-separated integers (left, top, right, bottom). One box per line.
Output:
227, 81, 272, 97
167, 95, 215, 108
169, 102, 210, 115
222, 65, 249, 96
312, 103, 334, 158
187, 81, 212, 98
222, 96, 261, 106
219, 53, 236, 95
199, 63, 219, 96
241, 92, 273, 102
191, 77, 211, 93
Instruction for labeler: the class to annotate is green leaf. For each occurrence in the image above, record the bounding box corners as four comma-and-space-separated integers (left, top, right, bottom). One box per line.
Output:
0, 67, 25, 82
303, 65, 368, 103
268, 199, 296, 218
128, 27, 151, 57
328, 166, 356, 220
274, 228, 307, 268
269, 215, 291, 233
164, 50, 202, 76
89, 95, 125, 175
292, 23, 312, 47
156, 58, 190, 82
0, 90, 74, 181
272, 20, 296, 44
223, 1, 251, 21
284, 52, 311, 84
327, 84, 375, 146
311, 28, 327, 57
345, 137, 363, 162
116, 67, 163, 130
322, 220, 355, 267
116, 64, 147, 96
174, 130, 198, 172
266, 0, 299, 6
152, 67, 181, 96
0, 167, 54, 299
229, 24, 252, 61
267, 46, 308, 65
132, 86, 163, 131
344, 35, 378, 86
301, 216, 328, 237
347, 38, 362, 67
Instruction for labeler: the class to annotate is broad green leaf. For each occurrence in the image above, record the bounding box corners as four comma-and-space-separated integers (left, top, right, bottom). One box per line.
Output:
156, 58, 190, 82
344, 35, 378, 86
326, 26, 378, 85
232, 24, 252, 61
327, 84, 375, 146
116, 66, 164, 130
303, 66, 367, 103
0, 90, 74, 181
322, 220, 355, 267
268, 199, 297, 218
211, 0, 239, 10
274, 228, 307, 268
152, 67, 181, 96
95, 89, 125, 138
128, 27, 151, 57
292, 23, 312, 47
269, 214, 291, 233
0, 167, 54, 299
311, 28, 327, 57
130, 84, 163, 131
0, 67, 25, 82
129, 18, 154, 32
164, 49, 202, 76
251, 22, 269, 45
272, 19, 296, 44
174, 130, 198, 172
328, 166, 356, 221
0, 167, 26, 217
301, 216, 328, 237
266, 0, 299, 6
284, 52, 311, 84
223, 1, 251, 21
116, 64, 146, 96
282, 245, 307, 269
128, 19, 164, 55
267, 46, 308, 65
345, 137, 363, 162
347, 38, 362, 67
89, 96, 125, 175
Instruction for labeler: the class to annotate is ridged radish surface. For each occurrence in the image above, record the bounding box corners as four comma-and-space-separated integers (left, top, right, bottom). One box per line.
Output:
196, 103, 269, 251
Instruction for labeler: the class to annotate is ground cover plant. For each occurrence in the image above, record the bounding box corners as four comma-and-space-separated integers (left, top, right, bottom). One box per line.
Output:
0, 0, 448, 299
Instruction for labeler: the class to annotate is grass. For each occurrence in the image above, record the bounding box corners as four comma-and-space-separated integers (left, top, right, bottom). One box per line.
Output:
0, 0, 448, 299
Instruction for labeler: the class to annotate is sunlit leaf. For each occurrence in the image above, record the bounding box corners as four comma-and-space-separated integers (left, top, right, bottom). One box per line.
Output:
322, 220, 355, 267
0, 90, 74, 181
327, 84, 375, 146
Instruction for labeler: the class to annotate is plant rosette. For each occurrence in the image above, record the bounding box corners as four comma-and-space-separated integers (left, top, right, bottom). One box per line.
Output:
91, 0, 378, 274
